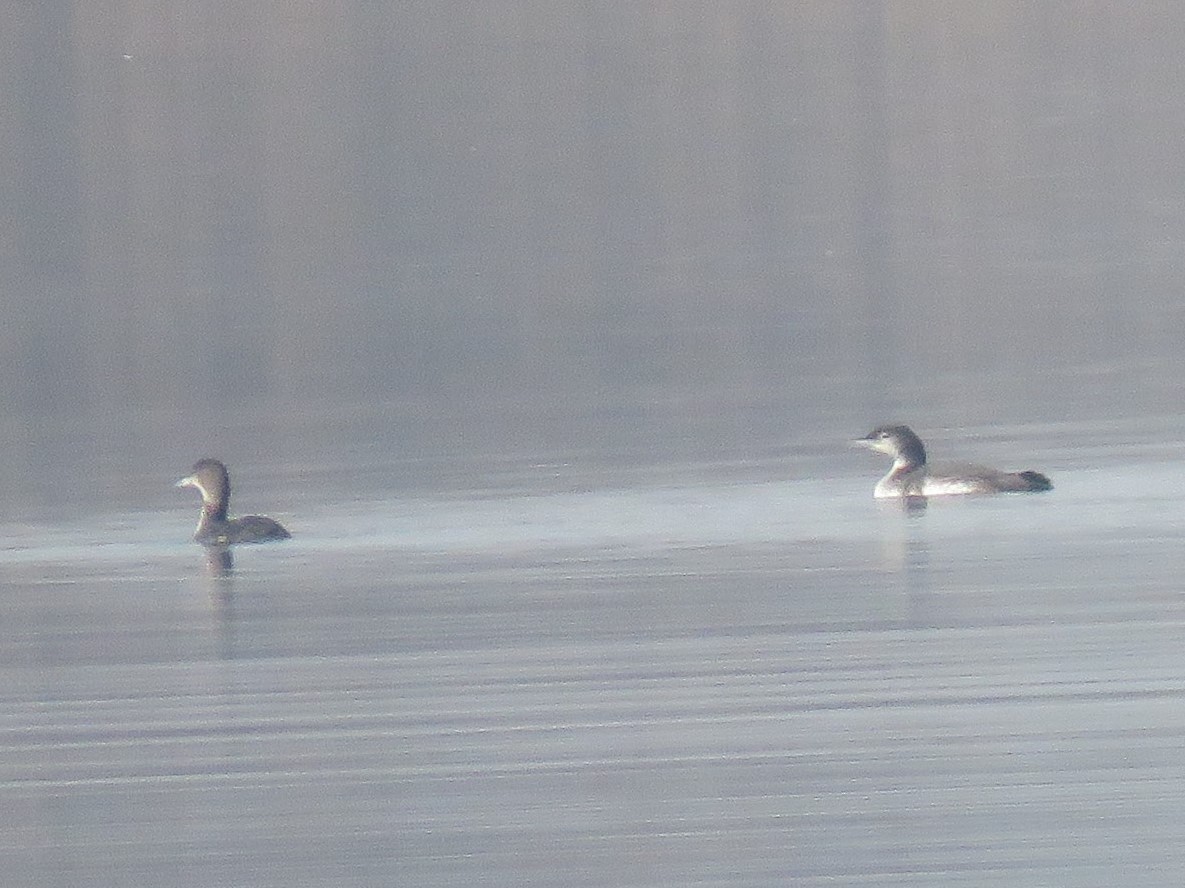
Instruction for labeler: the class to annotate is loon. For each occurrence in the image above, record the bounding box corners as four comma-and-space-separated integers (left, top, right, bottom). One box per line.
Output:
855, 425, 1052, 498
176, 458, 291, 545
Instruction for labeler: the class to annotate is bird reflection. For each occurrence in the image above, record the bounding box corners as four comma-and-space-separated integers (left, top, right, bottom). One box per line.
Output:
204, 545, 234, 576
873, 497, 933, 626
902, 495, 928, 516
198, 546, 238, 660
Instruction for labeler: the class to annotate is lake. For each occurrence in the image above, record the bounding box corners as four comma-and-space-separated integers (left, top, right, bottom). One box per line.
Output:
8, 3, 1185, 884
5, 416, 1185, 886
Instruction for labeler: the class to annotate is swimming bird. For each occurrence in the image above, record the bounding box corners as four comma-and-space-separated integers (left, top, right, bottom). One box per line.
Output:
176, 458, 291, 544
855, 425, 1052, 498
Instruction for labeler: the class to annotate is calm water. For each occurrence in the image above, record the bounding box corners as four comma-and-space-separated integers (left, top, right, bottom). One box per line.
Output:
10, 3, 1185, 885
5, 420, 1185, 886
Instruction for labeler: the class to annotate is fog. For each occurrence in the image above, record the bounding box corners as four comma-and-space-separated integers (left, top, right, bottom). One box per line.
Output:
8, 6, 1185, 463
7, 4, 1185, 886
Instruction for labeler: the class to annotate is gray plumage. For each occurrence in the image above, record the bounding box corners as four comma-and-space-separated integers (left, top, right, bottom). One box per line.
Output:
855, 425, 1052, 498
177, 458, 291, 544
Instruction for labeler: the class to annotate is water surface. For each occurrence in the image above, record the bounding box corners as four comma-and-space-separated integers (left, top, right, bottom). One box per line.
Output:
8, 3, 1185, 884
5, 422, 1185, 886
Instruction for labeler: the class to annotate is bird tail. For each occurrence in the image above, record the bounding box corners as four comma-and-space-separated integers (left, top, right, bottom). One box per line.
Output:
1013, 470, 1052, 492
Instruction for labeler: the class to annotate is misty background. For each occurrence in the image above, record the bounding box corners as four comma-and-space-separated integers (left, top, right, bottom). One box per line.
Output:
14, 6, 1185, 887
4, 3, 1185, 505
